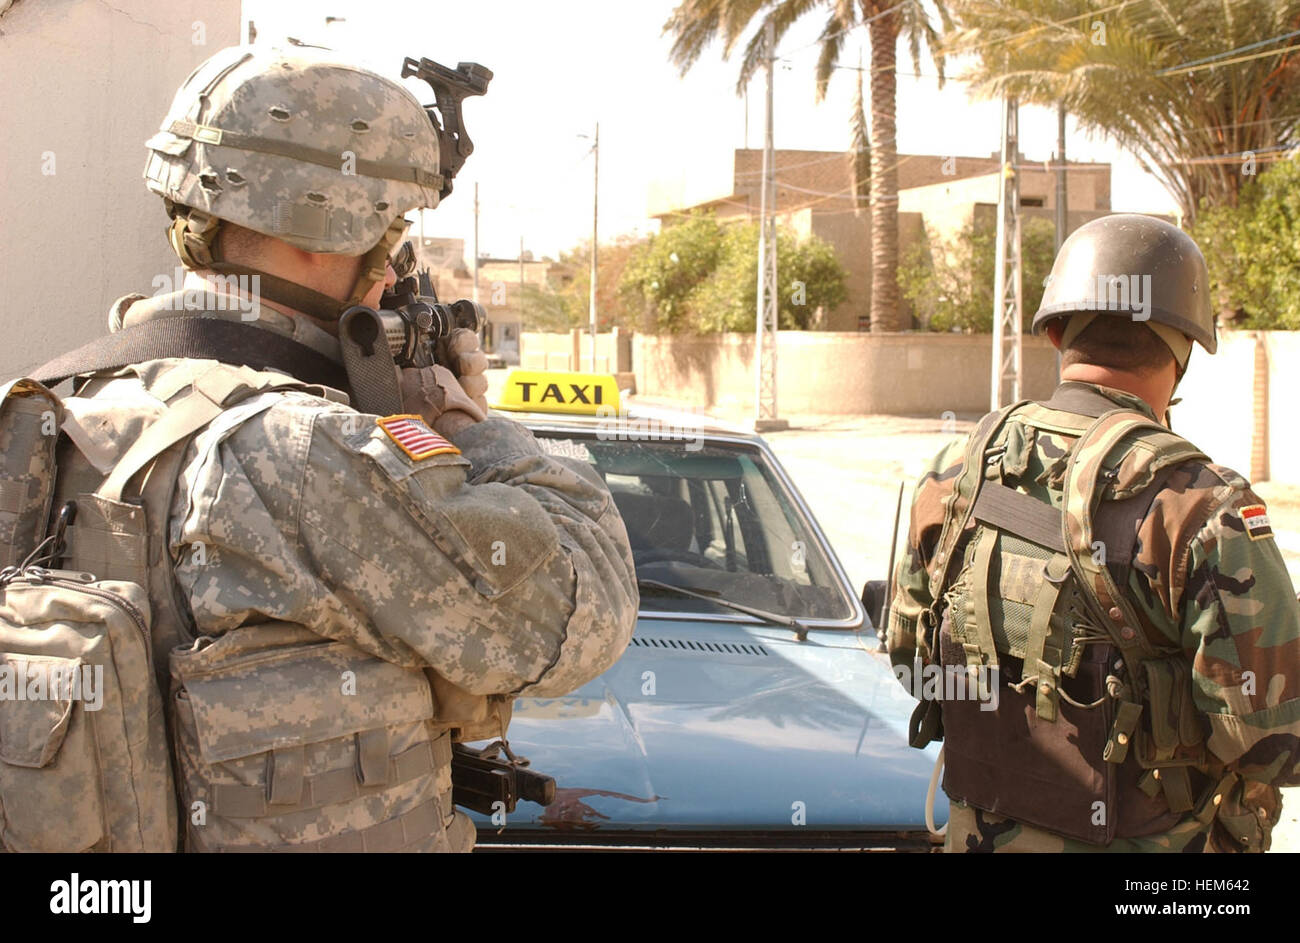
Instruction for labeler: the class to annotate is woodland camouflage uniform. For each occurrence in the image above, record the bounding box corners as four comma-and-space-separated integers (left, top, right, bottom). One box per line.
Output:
890, 382, 1300, 851
888, 215, 1300, 852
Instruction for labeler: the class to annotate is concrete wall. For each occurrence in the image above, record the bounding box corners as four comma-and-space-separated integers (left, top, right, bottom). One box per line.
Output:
633, 331, 1061, 417
1173, 330, 1300, 486
0, 0, 241, 379
520, 329, 631, 375
627, 328, 1300, 485
1265, 333, 1300, 485
1172, 331, 1257, 480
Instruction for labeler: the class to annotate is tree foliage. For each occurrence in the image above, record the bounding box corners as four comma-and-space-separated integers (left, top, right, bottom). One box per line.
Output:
620, 213, 848, 332
944, 0, 1300, 221
662, 0, 948, 331
519, 235, 647, 333
1190, 157, 1300, 330
898, 215, 1057, 332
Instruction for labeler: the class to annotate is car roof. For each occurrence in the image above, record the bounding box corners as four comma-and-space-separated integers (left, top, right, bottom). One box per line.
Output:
491, 369, 759, 441
506, 404, 762, 443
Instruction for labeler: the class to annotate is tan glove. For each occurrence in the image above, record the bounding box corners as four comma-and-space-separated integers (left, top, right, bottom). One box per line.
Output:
442, 327, 490, 416
397, 362, 487, 429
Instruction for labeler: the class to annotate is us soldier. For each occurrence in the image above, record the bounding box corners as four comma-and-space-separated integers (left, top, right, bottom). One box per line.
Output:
889, 214, 1300, 852
9, 45, 637, 852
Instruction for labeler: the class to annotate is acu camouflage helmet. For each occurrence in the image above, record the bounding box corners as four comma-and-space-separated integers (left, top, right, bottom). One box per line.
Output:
1031, 214, 1217, 368
144, 45, 445, 317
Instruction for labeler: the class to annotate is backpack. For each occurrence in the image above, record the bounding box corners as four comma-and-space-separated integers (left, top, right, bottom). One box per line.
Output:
0, 365, 310, 851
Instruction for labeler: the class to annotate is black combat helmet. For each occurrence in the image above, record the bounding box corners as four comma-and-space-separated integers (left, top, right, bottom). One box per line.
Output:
1031, 214, 1217, 362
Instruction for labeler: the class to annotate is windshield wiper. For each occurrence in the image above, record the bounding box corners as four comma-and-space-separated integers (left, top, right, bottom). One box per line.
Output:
636, 578, 809, 641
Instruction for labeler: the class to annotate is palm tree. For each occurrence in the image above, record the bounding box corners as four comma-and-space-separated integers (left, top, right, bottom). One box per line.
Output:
944, 0, 1300, 223
664, 0, 949, 332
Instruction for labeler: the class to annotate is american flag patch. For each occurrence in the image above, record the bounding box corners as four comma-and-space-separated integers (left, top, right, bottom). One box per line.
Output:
376, 414, 460, 461
1240, 505, 1273, 541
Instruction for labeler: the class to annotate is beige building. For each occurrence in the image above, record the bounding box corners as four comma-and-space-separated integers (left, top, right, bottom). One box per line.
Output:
407, 243, 584, 366
650, 148, 1112, 331
0, 0, 242, 379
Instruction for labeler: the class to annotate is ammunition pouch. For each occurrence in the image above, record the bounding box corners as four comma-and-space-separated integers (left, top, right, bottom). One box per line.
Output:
170, 623, 458, 852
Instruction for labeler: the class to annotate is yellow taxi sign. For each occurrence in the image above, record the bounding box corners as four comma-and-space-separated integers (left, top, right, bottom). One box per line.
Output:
493, 370, 621, 416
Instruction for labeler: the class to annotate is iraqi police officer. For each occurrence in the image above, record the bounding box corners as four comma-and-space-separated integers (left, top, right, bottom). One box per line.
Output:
889, 214, 1300, 852
9, 44, 637, 852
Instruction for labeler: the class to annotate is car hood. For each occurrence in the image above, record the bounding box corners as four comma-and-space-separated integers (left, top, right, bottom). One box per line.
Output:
473, 620, 947, 836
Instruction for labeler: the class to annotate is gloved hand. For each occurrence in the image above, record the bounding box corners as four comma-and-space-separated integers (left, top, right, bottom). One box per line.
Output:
441, 327, 489, 416
397, 362, 487, 434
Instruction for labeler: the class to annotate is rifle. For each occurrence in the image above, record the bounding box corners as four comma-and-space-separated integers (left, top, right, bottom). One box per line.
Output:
451, 741, 556, 815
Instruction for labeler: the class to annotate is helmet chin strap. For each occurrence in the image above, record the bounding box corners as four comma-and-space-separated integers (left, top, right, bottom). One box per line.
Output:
167, 207, 409, 322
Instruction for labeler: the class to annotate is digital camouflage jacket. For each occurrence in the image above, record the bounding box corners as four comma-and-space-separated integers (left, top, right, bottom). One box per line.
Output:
888, 382, 1300, 852
45, 292, 638, 851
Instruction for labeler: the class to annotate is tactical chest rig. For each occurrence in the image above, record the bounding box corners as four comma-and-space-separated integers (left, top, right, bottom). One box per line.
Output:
0, 315, 510, 852
912, 385, 1238, 845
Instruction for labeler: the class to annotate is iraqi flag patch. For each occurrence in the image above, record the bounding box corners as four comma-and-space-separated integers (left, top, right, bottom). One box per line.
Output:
1240, 505, 1273, 541
376, 414, 461, 461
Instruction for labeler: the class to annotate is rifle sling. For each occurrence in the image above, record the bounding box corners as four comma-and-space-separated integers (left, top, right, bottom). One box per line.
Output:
30, 317, 349, 393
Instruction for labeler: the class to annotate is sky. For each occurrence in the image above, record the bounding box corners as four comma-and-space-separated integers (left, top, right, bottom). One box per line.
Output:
241, 0, 1181, 262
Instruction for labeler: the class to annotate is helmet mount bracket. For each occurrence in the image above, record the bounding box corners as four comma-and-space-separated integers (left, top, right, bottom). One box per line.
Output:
400, 57, 493, 201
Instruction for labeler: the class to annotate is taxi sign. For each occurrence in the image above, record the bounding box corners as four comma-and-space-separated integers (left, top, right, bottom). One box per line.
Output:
493, 370, 621, 416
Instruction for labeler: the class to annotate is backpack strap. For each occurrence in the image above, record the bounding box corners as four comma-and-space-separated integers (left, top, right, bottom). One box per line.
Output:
1061, 410, 1206, 662
926, 400, 1029, 602
97, 364, 314, 502
922, 400, 1031, 681
1062, 409, 1211, 811
30, 317, 349, 393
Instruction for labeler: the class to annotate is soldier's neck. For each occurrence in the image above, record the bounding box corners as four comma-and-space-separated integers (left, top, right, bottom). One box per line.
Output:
182, 270, 341, 337
1059, 364, 1173, 423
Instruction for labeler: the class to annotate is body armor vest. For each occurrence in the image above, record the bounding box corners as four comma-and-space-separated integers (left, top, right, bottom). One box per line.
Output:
917, 385, 1236, 845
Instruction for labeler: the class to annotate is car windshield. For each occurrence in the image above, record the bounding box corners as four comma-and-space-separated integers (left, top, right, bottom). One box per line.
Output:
535, 431, 855, 623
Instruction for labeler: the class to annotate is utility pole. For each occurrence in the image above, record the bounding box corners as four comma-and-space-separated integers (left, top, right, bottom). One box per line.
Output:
744, 87, 749, 149
754, 18, 785, 432
473, 182, 480, 307
589, 122, 599, 372
990, 96, 1023, 410
1055, 105, 1067, 252
519, 235, 525, 325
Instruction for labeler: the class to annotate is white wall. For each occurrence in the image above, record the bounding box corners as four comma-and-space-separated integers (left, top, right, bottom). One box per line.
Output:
0, 0, 241, 379
1266, 332, 1300, 486
1172, 330, 1258, 480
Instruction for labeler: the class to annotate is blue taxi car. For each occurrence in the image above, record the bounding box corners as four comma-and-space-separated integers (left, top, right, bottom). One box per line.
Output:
467, 372, 946, 850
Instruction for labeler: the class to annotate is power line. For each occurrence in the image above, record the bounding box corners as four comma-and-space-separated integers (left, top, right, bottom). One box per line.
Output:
1156, 28, 1300, 76
942, 0, 1150, 58
1159, 41, 1300, 78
